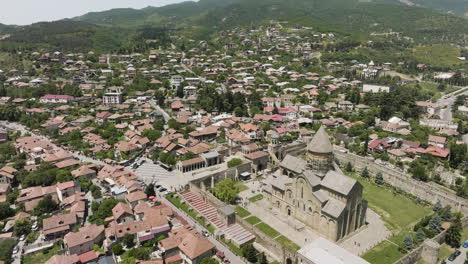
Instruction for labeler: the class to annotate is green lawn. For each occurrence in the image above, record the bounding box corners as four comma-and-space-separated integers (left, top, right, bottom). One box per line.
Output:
245, 216, 262, 225
248, 194, 264, 203
462, 226, 468, 241
348, 174, 432, 264
256, 223, 280, 239
275, 235, 301, 252
22, 244, 61, 264
235, 206, 251, 218
439, 243, 455, 261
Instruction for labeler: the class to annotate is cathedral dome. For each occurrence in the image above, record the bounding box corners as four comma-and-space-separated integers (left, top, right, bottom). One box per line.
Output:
307, 126, 333, 154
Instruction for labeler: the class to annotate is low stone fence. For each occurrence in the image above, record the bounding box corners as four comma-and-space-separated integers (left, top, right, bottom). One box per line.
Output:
393, 216, 468, 264
334, 151, 468, 214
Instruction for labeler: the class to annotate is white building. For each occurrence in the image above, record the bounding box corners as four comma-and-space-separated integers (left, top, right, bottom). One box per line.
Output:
297, 237, 370, 264
103, 92, 122, 105
362, 84, 391, 93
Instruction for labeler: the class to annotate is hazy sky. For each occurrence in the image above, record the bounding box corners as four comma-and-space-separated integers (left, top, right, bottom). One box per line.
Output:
0, 0, 189, 25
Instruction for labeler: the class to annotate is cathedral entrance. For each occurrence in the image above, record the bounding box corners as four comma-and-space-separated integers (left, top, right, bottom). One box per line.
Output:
287, 208, 291, 216
286, 258, 292, 264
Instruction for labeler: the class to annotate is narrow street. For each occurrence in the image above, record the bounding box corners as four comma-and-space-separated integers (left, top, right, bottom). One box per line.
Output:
160, 196, 246, 264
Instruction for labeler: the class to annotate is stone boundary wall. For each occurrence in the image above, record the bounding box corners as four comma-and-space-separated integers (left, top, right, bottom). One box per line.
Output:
394, 216, 468, 264
334, 151, 468, 214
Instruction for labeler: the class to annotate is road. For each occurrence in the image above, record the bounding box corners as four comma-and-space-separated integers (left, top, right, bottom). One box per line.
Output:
12, 239, 25, 264
160, 196, 246, 264
450, 244, 467, 264
436, 88, 468, 122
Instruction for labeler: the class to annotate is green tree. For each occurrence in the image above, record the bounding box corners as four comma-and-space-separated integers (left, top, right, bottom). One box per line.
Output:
123, 233, 136, 248
0, 203, 14, 221
242, 243, 258, 263
445, 216, 462, 248
402, 235, 414, 252
411, 163, 428, 182
433, 200, 442, 212
427, 214, 442, 233
375, 172, 384, 185
345, 162, 353, 172
361, 167, 370, 178
33, 195, 58, 216
145, 183, 156, 197
112, 243, 124, 255
0, 238, 16, 263
415, 228, 426, 244
258, 252, 268, 264
213, 179, 239, 204
14, 218, 31, 236
227, 158, 243, 168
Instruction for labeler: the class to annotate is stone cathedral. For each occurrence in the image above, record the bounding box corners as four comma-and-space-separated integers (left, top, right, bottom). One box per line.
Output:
263, 126, 367, 241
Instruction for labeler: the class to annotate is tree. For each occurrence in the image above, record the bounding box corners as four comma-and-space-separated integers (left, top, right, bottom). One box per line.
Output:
433, 200, 442, 212
123, 233, 136, 248
200, 258, 219, 264
0, 203, 14, 221
445, 216, 462, 248
411, 163, 428, 182
242, 243, 258, 263
258, 252, 268, 264
375, 172, 384, 185
402, 235, 414, 252
345, 162, 353, 172
112, 243, 124, 255
361, 167, 370, 178
440, 206, 452, 221
227, 158, 243, 168
213, 179, 239, 204
14, 218, 31, 236
415, 228, 426, 244
0, 238, 16, 263
145, 184, 156, 197
427, 214, 442, 233
33, 195, 58, 216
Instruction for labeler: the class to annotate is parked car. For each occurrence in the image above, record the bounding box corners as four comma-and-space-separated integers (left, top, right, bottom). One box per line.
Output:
463, 241, 468, 248
448, 253, 457, 261
32, 221, 38, 231
454, 250, 461, 257
12, 246, 19, 255
202, 230, 209, 237
19, 234, 25, 241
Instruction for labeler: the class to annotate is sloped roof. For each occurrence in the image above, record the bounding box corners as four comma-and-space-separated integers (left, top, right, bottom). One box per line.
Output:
321, 170, 358, 196
307, 126, 333, 154
322, 198, 346, 218
280, 155, 306, 174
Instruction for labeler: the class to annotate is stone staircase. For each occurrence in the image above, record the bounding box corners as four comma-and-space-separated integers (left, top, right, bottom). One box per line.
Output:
181, 190, 226, 228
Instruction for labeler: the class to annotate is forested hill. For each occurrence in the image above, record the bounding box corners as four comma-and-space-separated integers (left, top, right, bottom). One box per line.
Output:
1, 0, 468, 52
400, 0, 468, 18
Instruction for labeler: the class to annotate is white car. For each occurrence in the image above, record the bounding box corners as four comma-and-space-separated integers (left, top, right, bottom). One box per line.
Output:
19, 234, 26, 241
12, 246, 19, 255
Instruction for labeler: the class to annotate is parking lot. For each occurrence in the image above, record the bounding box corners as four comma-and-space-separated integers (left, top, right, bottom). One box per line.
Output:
127, 158, 176, 187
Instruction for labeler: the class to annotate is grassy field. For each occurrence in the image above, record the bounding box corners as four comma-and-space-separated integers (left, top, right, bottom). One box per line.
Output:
462, 226, 468, 241
275, 235, 301, 252
246, 215, 262, 225
248, 194, 264, 203
256, 223, 280, 239
349, 174, 432, 264
413, 44, 463, 68
235, 206, 251, 218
